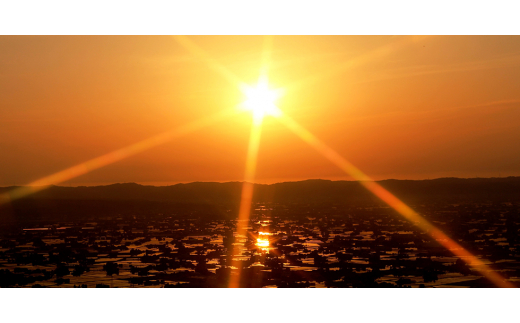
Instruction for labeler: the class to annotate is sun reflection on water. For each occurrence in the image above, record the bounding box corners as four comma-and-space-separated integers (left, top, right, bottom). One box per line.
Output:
256, 232, 271, 251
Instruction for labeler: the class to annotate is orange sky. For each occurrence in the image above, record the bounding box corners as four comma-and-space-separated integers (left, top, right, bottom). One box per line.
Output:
1, 35, 520, 186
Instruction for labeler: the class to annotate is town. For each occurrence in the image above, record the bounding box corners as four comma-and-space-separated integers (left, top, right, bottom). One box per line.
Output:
1, 201, 518, 288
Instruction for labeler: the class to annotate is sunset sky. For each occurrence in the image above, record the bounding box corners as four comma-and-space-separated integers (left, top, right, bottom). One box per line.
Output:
1, 35, 520, 186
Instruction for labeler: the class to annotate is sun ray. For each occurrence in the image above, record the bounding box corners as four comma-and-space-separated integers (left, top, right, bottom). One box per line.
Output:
284, 36, 431, 94
0, 108, 237, 206
228, 35, 275, 288
227, 114, 264, 288
3, 36, 248, 208
172, 35, 243, 87
259, 35, 273, 79
276, 112, 514, 288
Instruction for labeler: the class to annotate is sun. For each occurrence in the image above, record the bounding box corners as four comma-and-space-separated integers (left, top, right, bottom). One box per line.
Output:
240, 76, 282, 121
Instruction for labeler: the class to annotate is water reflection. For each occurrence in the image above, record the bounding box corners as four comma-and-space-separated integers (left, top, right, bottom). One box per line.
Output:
256, 232, 271, 251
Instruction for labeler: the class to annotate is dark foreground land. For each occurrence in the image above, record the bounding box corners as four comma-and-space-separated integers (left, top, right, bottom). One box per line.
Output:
1, 177, 520, 288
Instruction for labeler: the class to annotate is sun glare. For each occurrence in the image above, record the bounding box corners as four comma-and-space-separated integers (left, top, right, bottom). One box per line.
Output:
256, 231, 271, 249
240, 76, 282, 121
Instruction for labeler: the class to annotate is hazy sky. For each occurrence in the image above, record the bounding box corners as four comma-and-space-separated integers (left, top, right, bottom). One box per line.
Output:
1, 35, 520, 186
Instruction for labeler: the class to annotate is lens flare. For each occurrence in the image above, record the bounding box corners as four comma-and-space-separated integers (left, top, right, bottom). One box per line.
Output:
228, 110, 264, 288
0, 109, 236, 205
276, 112, 514, 288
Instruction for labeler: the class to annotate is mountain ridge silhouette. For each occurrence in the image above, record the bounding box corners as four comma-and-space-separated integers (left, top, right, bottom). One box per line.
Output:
2, 176, 520, 205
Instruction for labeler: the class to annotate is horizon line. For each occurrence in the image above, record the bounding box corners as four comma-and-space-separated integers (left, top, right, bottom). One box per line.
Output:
2, 175, 519, 189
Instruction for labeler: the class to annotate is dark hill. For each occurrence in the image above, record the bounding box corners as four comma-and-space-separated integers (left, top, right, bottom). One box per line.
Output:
1, 177, 520, 223
2, 177, 520, 204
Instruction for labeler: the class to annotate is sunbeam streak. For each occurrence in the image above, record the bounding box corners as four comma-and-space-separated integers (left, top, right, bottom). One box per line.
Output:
228, 105, 264, 288
284, 36, 431, 94
276, 112, 514, 288
259, 35, 273, 79
172, 35, 243, 87
0, 109, 237, 205
227, 36, 277, 288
